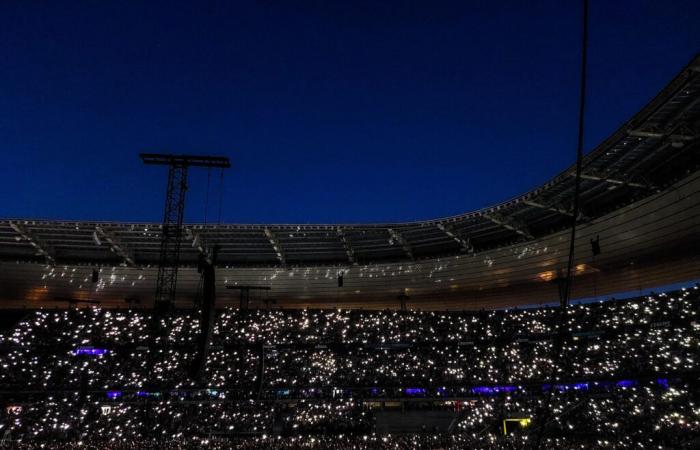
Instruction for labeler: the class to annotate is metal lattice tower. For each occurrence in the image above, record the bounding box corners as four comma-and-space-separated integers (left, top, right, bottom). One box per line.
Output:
141, 153, 230, 311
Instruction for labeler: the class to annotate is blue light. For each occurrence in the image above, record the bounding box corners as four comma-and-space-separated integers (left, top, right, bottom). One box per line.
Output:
543, 382, 589, 392
616, 380, 637, 388
73, 347, 108, 356
405, 388, 427, 396
136, 391, 160, 398
656, 378, 669, 389
471, 385, 517, 395
106, 391, 122, 399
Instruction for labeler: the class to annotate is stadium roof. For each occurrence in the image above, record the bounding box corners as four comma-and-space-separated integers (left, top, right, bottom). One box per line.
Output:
0, 54, 699, 309
2, 55, 699, 269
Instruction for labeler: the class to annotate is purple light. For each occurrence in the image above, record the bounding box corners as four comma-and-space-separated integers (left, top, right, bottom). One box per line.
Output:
543, 382, 589, 392
135, 391, 160, 398
405, 388, 427, 396
73, 347, 108, 356
616, 380, 637, 388
471, 385, 517, 395
656, 378, 669, 389
106, 391, 122, 399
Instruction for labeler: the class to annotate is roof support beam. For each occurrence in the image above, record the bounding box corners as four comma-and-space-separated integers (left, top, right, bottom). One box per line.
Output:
437, 223, 474, 253
627, 128, 695, 141
523, 200, 574, 217
94, 225, 135, 267
482, 213, 534, 240
576, 172, 651, 189
264, 227, 286, 266
185, 227, 212, 266
387, 228, 414, 260
9, 221, 55, 265
336, 227, 356, 264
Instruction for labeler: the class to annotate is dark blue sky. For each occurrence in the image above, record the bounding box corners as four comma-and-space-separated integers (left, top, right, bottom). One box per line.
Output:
1, 1, 698, 224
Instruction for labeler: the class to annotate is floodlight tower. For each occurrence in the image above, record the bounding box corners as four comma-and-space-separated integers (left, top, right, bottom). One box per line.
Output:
141, 153, 231, 311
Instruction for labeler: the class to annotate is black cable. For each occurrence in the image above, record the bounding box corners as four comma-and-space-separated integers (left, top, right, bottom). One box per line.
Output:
204, 167, 211, 225
217, 168, 225, 224
564, 0, 589, 310
193, 271, 204, 307
593, 253, 598, 301
531, 0, 588, 446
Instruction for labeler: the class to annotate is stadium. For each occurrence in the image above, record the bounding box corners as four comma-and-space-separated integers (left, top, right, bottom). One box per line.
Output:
1, 2, 700, 449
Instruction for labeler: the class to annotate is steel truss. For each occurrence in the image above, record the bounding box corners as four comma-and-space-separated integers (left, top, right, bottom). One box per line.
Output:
141, 153, 230, 311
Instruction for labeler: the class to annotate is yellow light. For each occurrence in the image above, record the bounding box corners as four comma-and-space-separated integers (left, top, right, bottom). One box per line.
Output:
503, 418, 531, 435
537, 270, 555, 282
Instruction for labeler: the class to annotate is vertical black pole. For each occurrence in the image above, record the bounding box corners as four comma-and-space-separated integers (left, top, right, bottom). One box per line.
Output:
532, 0, 588, 447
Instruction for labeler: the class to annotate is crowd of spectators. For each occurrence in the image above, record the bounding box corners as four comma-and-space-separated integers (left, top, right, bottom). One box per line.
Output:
0, 286, 698, 448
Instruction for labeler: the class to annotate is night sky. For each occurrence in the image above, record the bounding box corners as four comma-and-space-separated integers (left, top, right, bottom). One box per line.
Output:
1, 1, 698, 224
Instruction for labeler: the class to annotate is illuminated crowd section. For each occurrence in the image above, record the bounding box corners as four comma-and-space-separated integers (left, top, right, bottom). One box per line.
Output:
0, 286, 699, 448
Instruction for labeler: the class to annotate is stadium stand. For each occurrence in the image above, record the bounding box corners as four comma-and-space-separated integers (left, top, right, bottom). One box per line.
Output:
1, 286, 698, 448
